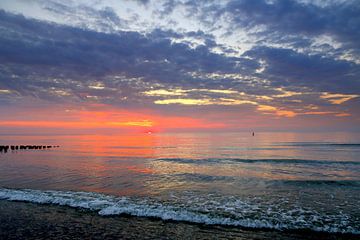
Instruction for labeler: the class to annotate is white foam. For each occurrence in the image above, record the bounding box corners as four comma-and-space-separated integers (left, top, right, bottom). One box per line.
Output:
0, 188, 358, 234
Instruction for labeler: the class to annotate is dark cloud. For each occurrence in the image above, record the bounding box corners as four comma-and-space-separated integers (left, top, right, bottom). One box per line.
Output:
132, 0, 151, 5
0, 0, 359, 118
155, 0, 178, 17
43, 1, 127, 33
0, 9, 254, 73
0, 10, 259, 105
177, 0, 359, 60
180, 0, 360, 94
245, 46, 360, 93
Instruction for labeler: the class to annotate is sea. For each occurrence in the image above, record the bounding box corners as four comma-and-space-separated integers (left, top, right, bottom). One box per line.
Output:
0, 132, 359, 238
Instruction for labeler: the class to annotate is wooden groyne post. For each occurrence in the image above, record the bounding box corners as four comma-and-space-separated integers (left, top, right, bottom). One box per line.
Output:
0, 145, 60, 153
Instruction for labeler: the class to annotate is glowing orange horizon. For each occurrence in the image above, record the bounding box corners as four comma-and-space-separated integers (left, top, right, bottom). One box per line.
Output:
0, 106, 225, 130
0, 120, 152, 128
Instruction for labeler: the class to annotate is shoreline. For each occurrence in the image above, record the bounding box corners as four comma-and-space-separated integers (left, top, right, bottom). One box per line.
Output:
0, 200, 357, 240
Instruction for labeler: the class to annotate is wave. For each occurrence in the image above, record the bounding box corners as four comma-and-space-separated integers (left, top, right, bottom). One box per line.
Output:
275, 142, 360, 147
171, 173, 360, 187
274, 180, 360, 187
173, 173, 235, 182
155, 158, 360, 166
0, 188, 358, 234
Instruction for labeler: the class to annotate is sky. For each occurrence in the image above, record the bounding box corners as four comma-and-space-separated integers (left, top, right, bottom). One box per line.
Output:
0, 0, 359, 133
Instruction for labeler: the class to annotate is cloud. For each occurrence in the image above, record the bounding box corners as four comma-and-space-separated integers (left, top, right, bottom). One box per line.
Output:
0, 10, 258, 106
143, 88, 238, 97
154, 98, 257, 106
256, 104, 297, 117
320, 92, 359, 104
200, 0, 360, 53
0, 1, 359, 131
0, 89, 12, 94
244, 46, 360, 93
143, 89, 188, 96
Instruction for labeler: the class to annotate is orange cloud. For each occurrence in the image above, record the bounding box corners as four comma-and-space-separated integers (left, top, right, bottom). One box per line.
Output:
320, 92, 359, 104
276, 110, 297, 117
257, 105, 296, 117
302, 111, 335, 115
335, 113, 351, 117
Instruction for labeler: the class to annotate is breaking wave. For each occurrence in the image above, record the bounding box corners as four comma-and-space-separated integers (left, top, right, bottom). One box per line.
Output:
275, 142, 360, 147
0, 188, 358, 234
155, 158, 360, 165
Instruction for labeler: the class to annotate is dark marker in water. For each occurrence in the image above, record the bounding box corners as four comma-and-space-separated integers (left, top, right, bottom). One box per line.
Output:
0, 145, 59, 153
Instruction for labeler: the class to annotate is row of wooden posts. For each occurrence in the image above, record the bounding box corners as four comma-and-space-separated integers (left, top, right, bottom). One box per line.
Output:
0, 145, 60, 153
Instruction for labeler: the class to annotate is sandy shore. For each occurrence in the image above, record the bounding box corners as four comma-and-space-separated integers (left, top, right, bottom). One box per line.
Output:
0, 200, 357, 240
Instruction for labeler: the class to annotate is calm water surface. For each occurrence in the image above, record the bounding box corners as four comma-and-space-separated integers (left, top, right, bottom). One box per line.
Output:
0, 132, 359, 234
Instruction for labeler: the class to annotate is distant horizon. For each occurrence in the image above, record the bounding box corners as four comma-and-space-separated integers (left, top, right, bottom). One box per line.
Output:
1, 128, 360, 136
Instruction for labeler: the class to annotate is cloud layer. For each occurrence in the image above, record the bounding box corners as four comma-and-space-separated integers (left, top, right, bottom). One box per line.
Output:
0, 0, 359, 131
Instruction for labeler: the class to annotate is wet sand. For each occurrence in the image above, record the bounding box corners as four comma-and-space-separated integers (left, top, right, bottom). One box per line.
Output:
0, 200, 357, 240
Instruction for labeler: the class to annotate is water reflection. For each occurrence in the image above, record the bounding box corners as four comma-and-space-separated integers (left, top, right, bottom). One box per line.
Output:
1, 132, 359, 235
0, 132, 359, 197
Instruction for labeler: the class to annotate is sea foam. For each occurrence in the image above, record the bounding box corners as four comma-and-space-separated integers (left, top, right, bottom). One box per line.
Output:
0, 188, 358, 234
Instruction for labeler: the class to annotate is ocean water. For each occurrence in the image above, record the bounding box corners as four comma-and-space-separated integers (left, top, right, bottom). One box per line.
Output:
0, 132, 359, 235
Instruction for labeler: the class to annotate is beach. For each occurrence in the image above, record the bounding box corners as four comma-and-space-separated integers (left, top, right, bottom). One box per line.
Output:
0, 200, 356, 240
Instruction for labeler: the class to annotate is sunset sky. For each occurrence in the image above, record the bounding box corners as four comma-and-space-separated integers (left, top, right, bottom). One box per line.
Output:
0, 0, 359, 133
